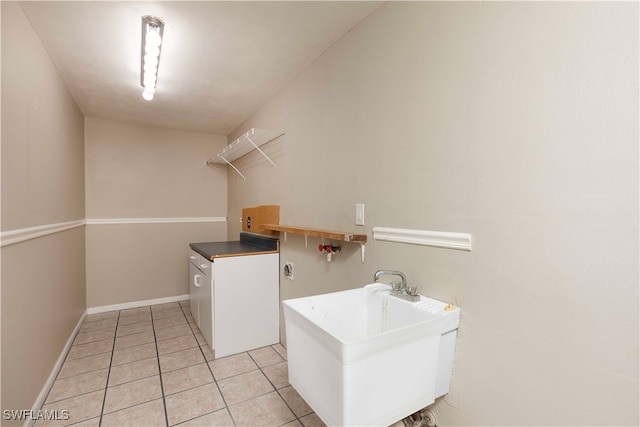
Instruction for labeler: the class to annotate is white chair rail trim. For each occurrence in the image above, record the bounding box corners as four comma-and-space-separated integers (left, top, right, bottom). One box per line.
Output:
372, 226, 472, 251
0, 220, 85, 247
85, 217, 227, 225
1, 217, 227, 247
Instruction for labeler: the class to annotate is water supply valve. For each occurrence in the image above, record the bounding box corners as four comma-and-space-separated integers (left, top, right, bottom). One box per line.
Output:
318, 244, 341, 262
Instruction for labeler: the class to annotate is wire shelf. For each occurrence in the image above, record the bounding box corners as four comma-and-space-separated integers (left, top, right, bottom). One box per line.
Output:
207, 128, 284, 179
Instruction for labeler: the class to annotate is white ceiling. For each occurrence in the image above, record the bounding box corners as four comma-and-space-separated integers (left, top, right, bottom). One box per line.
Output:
19, 1, 381, 135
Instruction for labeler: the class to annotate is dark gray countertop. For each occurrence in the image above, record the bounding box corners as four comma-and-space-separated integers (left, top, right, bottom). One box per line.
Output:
190, 232, 279, 260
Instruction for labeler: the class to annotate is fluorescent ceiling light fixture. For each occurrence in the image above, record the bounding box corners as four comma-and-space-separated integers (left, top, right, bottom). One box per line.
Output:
140, 15, 164, 101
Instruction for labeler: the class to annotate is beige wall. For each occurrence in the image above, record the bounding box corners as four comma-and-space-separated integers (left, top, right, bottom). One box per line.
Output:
228, 2, 639, 426
84, 118, 228, 307
1, 1, 86, 420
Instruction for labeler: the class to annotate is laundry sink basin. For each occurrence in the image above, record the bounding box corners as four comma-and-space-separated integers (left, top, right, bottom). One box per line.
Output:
283, 283, 461, 427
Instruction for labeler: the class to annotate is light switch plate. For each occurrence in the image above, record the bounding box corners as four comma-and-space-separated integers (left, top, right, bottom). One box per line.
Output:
355, 204, 365, 226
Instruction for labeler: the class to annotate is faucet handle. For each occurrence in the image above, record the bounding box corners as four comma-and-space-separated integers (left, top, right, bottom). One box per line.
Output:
391, 281, 401, 291
407, 286, 418, 296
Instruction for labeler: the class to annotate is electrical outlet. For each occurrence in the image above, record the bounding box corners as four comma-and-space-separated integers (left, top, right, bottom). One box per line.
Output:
355, 204, 365, 226
284, 262, 294, 280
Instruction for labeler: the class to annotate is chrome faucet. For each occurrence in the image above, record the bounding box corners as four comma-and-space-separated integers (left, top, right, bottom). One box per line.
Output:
374, 270, 407, 290
373, 270, 420, 302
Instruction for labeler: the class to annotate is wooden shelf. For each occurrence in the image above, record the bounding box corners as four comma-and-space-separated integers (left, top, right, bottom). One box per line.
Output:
263, 224, 367, 243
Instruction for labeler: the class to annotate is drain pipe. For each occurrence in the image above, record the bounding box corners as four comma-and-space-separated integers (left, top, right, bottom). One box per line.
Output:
400, 409, 437, 427
401, 413, 415, 427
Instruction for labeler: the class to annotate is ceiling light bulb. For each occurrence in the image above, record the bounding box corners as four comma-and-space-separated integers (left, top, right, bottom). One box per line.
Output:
145, 30, 162, 48
140, 16, 164, 99
143, 63, 158, 75
142, 85, 155, 100
145, 44, 160, 58
143, 55, 158, 68
143, 75, 156, 87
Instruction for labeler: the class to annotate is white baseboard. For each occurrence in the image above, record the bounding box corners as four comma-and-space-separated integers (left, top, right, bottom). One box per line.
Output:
86, 294, 190, 314
27, 310, 87, 427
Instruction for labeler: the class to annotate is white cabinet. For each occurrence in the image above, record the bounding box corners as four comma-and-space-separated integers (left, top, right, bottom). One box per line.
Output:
189, 262, 200, 323
189, 250, 279, 358
189, 250, 213, 347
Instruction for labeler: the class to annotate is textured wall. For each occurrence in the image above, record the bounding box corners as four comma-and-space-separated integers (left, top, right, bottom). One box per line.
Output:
227, 2, 639, 425
1, 1, 86, 420
84, 118, 228, 307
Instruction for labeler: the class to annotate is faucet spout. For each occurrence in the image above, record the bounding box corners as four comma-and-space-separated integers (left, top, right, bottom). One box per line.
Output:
373, 270, 420, 302
373, 270, 407, 290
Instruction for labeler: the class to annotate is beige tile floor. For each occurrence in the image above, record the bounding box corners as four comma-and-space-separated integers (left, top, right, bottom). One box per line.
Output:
37, 301, 326, 427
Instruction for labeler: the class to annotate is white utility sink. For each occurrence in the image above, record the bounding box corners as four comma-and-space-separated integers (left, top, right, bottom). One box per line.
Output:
283, 283, 461, 427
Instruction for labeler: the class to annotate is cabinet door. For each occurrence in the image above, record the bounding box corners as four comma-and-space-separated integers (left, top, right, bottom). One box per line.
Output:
189, 262, 201, 325
214, 253, 279, 357
198, 269, 214, 351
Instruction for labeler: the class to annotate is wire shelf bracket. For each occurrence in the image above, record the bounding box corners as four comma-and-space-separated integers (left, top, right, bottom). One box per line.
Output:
206, 128, 283, 180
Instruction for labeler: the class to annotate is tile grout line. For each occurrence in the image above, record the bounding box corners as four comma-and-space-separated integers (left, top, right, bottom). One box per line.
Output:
150, 306, 171, 427
99, 306, 181, 423
261, 362, 299, 423
37, 330, 115, 421
97, 310, 121, 427
43, 302, 314, 427
249, 350, 304, 427
153, 302, 211, 425
180, 302, 240, 427
35, 317, 109, 417
274, 387, 308, 426
95, 308, 167, 422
